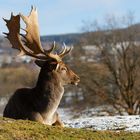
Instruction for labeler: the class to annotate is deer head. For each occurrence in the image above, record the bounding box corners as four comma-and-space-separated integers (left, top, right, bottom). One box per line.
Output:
3, 7, 80, 86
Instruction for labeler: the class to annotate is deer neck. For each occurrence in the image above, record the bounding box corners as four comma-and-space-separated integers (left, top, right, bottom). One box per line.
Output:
34, 70, 64, 115
35, 69, 64, 96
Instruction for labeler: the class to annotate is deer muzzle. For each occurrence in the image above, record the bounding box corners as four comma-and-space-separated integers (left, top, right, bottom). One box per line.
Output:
71, 75, 80, 85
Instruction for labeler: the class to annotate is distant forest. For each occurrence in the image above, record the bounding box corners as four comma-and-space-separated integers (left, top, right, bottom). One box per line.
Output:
41, 33, 83, 44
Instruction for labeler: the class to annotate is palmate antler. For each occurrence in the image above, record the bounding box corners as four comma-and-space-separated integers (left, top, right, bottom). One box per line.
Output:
3, 7, 72, 61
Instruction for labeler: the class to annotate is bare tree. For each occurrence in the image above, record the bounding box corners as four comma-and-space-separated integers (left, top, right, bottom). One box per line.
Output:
82, 13, 140, 115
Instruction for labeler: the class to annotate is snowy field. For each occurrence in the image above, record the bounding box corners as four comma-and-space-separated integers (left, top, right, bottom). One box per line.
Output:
58, 108, 140, 132
0, 98, 140, 132
64, 115, 140, 132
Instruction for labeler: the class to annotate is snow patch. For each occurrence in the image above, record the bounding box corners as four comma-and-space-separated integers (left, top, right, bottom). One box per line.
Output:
58, 108, 140, 132
63, 116, 140, 132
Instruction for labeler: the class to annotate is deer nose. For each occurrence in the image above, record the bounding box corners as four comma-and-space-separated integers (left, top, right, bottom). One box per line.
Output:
75, 75, 80, 81
77, 76, 80, 80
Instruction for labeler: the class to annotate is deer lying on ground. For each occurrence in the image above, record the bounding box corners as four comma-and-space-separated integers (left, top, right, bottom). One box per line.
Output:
3, 7, 80, 127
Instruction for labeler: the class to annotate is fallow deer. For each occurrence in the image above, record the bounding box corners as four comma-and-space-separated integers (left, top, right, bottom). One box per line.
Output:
3, 7, 80, 127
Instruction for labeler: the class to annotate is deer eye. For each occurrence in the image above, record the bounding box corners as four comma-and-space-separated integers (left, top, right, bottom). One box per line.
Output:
61, 67, 67, 71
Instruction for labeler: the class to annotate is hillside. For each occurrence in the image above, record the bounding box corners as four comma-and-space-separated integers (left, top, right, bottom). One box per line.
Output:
0, 117, 140, 140
41, 33, 82, 44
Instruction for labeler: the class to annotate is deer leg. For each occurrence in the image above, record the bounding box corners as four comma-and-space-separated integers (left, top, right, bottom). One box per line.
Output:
29, 112, 45, 124
52, 112, 64, 127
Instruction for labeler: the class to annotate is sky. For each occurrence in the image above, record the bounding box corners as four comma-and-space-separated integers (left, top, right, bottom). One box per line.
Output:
0, 0, 140, 35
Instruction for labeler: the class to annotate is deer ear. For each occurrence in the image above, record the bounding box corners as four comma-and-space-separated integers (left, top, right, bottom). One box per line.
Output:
35, 60, 46, 67
35, 60, 59, 71
49, 61, 59, 71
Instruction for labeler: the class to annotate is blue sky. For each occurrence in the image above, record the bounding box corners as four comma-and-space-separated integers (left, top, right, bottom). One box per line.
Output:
0, 0, 140, 35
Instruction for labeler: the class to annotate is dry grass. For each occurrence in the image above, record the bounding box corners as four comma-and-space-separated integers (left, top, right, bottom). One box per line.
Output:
0, 66, 38, 97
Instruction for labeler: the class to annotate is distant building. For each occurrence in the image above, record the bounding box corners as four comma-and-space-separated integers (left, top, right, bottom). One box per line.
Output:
14, 56, 31, 63
0, 49, 32, 67
0, 54, 12, 67
82, 45, 101, 62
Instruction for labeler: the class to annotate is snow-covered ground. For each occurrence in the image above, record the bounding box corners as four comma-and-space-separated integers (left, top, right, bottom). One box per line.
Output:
58, 108, 140, 132
0, 97, 7, 116
64, 115, 140, 132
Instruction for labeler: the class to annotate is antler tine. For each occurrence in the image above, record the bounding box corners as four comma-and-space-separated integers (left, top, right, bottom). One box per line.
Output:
66, 45, 73, 54
31, 5, 36, 11
58, 43, 67, 56
21, 28, 28, 33
59, 43, 73, 58
60, 47, 73, 58
11, 12, 13, 18
3, 32, 8, 36
20, 33, 27, 40
42, 41, 62, 62
3, 18, 9, 23
46, 41, 56, 53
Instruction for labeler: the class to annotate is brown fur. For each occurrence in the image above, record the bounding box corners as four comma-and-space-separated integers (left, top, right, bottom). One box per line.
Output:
3, 60, 80, 126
